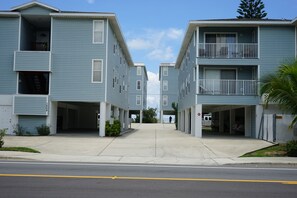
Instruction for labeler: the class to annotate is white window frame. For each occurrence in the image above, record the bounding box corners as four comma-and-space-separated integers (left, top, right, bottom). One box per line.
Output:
137, 66, 142, 75
92, 59, 103, 83
136, 95, 141, 105
163, 80, 168, 91
93, 20, 104, 44
163, 66, 168, 76
136, 80, 141, 90
162, 95, 168, 106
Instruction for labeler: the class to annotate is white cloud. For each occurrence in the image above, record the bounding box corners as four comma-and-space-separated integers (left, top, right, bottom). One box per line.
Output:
146, 71, 160, 109
86, 0, 95, 4
127, 28, 184, 61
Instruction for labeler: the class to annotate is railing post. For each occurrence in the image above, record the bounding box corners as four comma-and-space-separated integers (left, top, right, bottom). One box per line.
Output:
242, 80, 245, 95
227, 80, 229, 95
212, 79, 215, 95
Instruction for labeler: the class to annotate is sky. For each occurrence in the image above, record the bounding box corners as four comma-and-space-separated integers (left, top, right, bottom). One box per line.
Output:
1, 0, 297, 110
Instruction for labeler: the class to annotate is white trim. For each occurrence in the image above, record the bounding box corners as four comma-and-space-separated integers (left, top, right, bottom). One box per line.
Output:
136, 95, 141, 106
48, 72, 52, 96
93, 20, 104, 44
162, 95, 168, 106
258, 65, 261, 96
163, 80, 168, 91
162, 66, 168, 76
0, 12, 20, 17
13, 51, 16, 71
104, 19, 109, 101
50, 16, 53, 64
190, 20, 293, 26
196, 27, 199, 58
196, 64, 199, 95
11, 1, 59, 12
136, 66, 142, 75
91, 59, 104, 83
50, 13, 115, 18
18, 16, 21, 51
16, 72, 19, 94
136, 80, 141, 90
258, 26, 260, 59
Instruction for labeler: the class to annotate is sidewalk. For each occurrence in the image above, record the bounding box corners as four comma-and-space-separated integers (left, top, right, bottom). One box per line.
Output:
1, 123, 297, 166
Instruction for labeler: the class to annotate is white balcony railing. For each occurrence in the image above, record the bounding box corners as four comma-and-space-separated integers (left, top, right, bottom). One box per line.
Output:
199, 79, 258, 95
199, 43, 258, 59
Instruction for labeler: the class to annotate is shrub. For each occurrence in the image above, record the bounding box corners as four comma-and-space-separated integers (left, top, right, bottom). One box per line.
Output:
13, 124, 28, 136
36, 124, 50, 136
105, 120, 121, 137
0, 128, 7, 148
286, 140, 297, 157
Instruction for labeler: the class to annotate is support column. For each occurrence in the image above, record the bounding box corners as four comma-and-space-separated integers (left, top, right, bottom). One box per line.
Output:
194, 104, 202, 137
181, 111, 185, 132
124, 110, 129, 130
120, 109, 124, 131
185, 108, 189, 134
191, 106, 195, 136
114, 107, 119, 120
106, 103, 111, 121
219, 111, 224, 133
99, 102, 106, 137
178, 112, 181, 130
255, 105, 264, 139
140, 110, 143, 123
230, 109, 236, 134
47, 101, 57, 135
160, 110, 163, 124
245, 106, 252, 137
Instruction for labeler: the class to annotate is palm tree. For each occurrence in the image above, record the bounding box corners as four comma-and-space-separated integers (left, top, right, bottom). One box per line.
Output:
261, 60, 297, 128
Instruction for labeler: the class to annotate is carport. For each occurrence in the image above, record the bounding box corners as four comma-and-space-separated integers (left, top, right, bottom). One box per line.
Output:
57, 102, 100, 133
202, 105, 254, 137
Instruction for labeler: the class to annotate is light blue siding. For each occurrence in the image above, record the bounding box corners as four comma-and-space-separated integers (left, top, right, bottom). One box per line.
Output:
259, 26, 295, 75
18, 115, 47, 135
14, 51, 51, 71
51, 18, 106, 102
14, 95, 48, 115
161, 66, 179, 111
197, 95, 259, 105
0, 17, 19, 94
106, 23, 130, 109
20, 6, 53, 15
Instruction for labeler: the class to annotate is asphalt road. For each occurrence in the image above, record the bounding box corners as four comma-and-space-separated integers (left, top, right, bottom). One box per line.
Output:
0, 160, 297, 198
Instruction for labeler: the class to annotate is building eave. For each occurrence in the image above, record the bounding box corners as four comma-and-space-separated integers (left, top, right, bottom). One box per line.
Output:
11, 1, 60, 12
0, 12, 20, 17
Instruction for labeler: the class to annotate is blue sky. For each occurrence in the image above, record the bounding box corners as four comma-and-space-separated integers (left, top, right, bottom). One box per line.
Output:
2, 0, 297, 109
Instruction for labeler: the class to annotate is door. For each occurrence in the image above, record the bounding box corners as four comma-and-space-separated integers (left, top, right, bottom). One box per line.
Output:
0, 106, 15, 134
205, 69, 220, 94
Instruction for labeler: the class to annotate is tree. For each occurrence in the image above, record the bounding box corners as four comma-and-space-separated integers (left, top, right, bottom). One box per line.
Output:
237, 0, 267, 19
172, 102, 178, 130
261, 60, 297, 128
142, 108, 158, 123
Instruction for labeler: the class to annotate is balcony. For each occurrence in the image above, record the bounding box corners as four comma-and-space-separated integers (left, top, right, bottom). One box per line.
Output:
199, 79, 258, 95
14, 51, 51, 71
198, 43, 258, 59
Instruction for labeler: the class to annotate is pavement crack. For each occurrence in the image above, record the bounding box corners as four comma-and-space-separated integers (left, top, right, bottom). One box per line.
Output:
96, 137, 116, 156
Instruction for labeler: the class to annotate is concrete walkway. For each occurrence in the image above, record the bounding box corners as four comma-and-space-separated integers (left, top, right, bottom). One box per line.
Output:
1, 123, 297, 166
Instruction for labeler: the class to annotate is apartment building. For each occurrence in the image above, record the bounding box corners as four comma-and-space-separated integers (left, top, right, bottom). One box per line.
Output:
159, 63, 178, 123
175, 18, 297, 142
0, 1, 133, 136
129, 63, 148, 123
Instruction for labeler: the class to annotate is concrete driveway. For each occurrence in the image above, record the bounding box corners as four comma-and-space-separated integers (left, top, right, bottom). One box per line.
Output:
1, 123, 280, 165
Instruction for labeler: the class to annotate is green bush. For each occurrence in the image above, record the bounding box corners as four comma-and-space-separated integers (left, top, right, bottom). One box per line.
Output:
36, 124, 50, 136
0, 128, 7, 148
13, 124, 28, 136
105, 120, 121, 137
286, 140, 297, 157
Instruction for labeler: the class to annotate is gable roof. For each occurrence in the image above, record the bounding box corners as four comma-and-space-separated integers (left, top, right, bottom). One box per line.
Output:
11, 1, 60, 12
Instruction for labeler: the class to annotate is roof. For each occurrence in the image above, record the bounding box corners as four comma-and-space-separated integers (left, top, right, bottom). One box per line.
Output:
11, 1, 60, 12
175, 18, 297, 68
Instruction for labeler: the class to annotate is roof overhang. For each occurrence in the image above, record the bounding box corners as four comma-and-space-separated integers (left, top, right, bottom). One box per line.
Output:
11, 1, 60, 12
0, 12, 20, 17
50, 13, 134, 67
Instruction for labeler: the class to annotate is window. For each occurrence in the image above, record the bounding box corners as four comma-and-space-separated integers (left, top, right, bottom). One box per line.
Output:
163, 80, 168, 91
136, 80, 141, 90
162, 95, 168, 106
137, 67, 142, 75
18, 72, 49, 94
163, 67, 168, 76
93, 20, 104, 44
92, 59, 103, 83
136, 95, 141, 105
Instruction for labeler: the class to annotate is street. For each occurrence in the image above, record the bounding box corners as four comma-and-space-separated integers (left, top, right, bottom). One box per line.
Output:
0, 160, 297, 197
